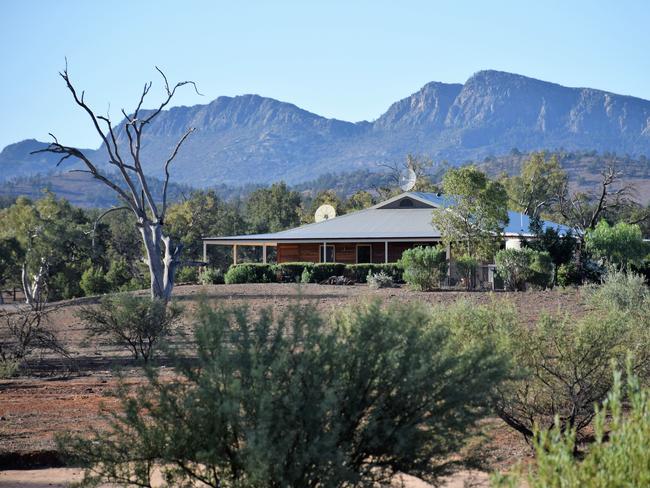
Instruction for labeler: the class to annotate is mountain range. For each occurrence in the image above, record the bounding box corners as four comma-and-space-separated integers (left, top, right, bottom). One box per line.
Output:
2, 70, 650, 186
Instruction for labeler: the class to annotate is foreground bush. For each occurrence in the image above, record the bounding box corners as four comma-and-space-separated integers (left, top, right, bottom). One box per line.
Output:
495, 248, 553, 291
224, 263, 276, 284
493, 368, 650, 487
492, 309, 650, 442
78, 295, 183, 363
399, 246, 447, 291
60, 301, 509, 487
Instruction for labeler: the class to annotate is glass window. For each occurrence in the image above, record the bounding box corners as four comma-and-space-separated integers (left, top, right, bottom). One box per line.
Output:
357, 245, 371, 263
320, 245, 335, 263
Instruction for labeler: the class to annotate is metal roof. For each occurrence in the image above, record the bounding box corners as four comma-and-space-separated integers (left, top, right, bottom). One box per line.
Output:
203, 192, 572, 242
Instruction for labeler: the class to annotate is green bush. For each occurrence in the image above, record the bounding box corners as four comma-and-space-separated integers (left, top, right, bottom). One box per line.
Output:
585, 220, 648, 268
557, 261, 581, 287
77, 295, 183, 363
310, 262, 347, 282
345, 263, 403, 283
80, 266, 109, 296
492, 309, 650, 442
398, 246, 447, 291
587, 266, 649, 313
528, 250, 554, 289
300, 267, 312, 284
199, 267, 225, 285
105, 257, 132, 291
367, 271, 394, 289
274, 262, 314, 282
224, 263, 276, 284
175, 266, 199, 284
60, 300, 509, 487
493, 368, 650, 488
455, 254, 478, 289
495, 248, 553, 291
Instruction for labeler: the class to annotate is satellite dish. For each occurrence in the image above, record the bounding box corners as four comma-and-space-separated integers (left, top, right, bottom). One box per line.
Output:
314, 204, 336, 222
399, 167, 417, 191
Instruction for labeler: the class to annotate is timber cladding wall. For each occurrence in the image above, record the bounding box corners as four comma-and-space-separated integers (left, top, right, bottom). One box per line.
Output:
277, 242, 441, 264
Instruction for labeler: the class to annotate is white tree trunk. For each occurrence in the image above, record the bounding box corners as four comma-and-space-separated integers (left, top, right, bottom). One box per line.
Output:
139, 220, 181, 301
21, 260, 46, 307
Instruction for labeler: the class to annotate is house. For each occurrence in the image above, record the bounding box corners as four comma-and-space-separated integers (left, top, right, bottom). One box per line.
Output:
202, 192, 570, 283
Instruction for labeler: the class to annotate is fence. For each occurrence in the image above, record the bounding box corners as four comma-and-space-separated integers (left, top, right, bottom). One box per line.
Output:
0, 287, 24, 303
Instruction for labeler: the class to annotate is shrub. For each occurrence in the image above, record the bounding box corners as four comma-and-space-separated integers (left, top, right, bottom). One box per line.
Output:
495, 248, 552, 291
105, 257, 132, 291
455, 254, 478, 290
367, 271, 393, 289
77, 295, 183, 363
398, 246, 447, 291
528, 250, 554, 289
493, 368, 650, 487
310, 262, 346, 282
224, 263, 276, 284
199, 267, 224, 285
585, 220, 648, 268
175, 266, 199, 284
300, 267, 312, 284
80, 266, 110, 297
587, 266, 649, 313
557, 261, 581, 287
345, 263, 403, 283
275, 262, 314, 282
492, 309, 650, 442
60, 301, 509, 487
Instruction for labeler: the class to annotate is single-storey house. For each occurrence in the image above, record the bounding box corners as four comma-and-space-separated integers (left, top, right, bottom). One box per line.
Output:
202, 192, 570, 284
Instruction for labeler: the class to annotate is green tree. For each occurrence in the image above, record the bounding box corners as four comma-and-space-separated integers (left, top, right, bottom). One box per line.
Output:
345, 190, 375, 211
245, 182, 301, 233
0, 194, 92, 302
304, 189, 345, 222
432, 166, 509, 260
0, 237, 24, 303
167, 190, 246, 269
585, 220, 648, 268
502, 152, 567, 219
60, 301, 509, 487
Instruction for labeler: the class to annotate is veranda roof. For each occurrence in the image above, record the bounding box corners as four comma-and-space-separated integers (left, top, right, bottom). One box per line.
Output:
203, 192, 572, 244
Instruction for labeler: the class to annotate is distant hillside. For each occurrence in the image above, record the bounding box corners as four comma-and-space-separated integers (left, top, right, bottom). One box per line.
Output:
0, 171, 194, 208
2, 70, 650, 188
3, 150, 649, 208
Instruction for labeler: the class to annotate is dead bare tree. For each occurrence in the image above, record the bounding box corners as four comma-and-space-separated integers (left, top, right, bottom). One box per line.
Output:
33, 63, 201, 301
556, 162, 635, 234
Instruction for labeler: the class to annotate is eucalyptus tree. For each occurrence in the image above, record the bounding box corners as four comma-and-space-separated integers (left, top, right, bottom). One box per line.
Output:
35, 63, 200, 301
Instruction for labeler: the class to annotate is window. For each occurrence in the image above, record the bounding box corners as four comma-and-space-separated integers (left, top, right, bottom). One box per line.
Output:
399, 198, 414, 208
356, 244, 371, 263
320, 244, 335, 263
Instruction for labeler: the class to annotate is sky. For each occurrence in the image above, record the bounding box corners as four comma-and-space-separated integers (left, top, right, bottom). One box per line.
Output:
1, 0, 650, 150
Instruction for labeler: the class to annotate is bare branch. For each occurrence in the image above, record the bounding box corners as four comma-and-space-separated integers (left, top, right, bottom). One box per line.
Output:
162, 127, 195, 218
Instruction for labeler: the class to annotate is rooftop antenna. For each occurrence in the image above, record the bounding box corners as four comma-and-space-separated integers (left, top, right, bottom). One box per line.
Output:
314, 204, 336, 222
399, 167, 417, 192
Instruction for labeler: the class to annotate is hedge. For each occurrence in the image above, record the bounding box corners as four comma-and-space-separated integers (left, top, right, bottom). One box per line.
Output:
310, 263, 347, 282
345, 264, 403, 283
224, 263, 277, 284
275, 262, 315, 283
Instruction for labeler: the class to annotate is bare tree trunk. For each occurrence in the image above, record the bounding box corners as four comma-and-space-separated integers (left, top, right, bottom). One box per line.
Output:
33, 63, 200, 302
21, 261, 46, 307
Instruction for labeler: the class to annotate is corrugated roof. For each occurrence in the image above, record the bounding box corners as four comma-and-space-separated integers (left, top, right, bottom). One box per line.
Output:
204, 192, 572, 242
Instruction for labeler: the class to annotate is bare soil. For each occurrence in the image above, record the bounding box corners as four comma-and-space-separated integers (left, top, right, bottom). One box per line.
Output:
0, 283, 587, 486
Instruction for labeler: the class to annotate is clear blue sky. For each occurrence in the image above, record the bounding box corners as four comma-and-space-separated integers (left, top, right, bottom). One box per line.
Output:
1, 0, 649, 150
